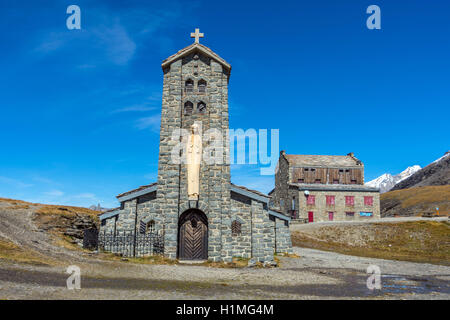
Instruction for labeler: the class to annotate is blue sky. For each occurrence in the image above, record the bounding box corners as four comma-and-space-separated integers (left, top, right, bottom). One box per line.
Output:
0, 0, 449, 208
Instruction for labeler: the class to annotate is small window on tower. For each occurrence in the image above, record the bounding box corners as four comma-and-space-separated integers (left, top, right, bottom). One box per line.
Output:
185, 79, 194, 93
146, 220, 155, 233
197, 101, 207, 114
198, 79, 207, 93
184, 101, 193, 115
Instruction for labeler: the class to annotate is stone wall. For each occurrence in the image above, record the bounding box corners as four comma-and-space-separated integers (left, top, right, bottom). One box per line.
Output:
274, 217, 293, 254
273, 152, 290, 214
250, 200, 274, 262
230, 192, 252, 258
115, 199, 137, 231
101, 216, 116, 233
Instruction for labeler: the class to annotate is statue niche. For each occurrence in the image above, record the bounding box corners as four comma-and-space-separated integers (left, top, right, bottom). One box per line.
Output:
186, 123, 202, 200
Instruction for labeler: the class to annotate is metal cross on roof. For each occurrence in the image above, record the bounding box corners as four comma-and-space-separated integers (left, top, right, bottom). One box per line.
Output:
190, 28, 204, 44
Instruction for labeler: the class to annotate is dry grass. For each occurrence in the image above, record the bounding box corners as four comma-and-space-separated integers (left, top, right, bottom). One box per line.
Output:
0, 238, 56, 266
35, 204, 99, 220
276, 252, 300, 258
292, 220, 450, 265
200, 256, 281, 268
0, 198, 32, 209
381, 185, 450, 216
100, 253, 179, 265
99, 254, 281, 268
0, 197, 100, 220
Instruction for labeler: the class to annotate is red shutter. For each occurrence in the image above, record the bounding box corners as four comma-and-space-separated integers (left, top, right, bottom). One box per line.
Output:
326, 195, 335, 205
364, 196, 373, 206
346, 196, 354, 206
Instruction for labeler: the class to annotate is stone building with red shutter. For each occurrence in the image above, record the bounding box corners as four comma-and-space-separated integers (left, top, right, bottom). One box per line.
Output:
271, 151, 380, 222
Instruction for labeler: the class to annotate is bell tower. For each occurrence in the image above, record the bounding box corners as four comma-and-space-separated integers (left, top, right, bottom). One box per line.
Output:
156, 29, 233, 261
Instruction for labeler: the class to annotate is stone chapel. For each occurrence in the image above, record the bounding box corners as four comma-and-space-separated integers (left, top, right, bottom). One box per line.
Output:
99, 29, 292, 263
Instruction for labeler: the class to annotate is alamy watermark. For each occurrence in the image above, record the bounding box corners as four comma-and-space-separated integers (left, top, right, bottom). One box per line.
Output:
366, 265, 382, 290
66, 5, 81, 30
169, 123, 279, 175
366, 5, 381, 30
66, 265, 81, 290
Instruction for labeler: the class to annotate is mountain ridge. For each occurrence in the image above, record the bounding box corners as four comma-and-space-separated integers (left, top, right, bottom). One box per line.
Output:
366, 165, 421, 193
391, 151, 450, 191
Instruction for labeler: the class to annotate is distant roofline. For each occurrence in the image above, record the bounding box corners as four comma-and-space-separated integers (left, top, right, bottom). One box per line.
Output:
281, 151, 363, 167
290, 183, 379, 192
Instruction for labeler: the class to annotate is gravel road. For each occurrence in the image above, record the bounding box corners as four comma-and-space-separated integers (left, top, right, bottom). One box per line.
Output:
0, 246, 448, 300
0, 203, 448, 300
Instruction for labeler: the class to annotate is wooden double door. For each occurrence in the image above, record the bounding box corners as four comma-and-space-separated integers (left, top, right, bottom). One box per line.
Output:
178, 210, 208, 260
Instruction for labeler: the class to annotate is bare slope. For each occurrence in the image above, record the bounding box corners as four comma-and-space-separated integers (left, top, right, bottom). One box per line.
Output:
381, 185, 450, 217
291, 220, 450, 265
0, 198, 99, 265
391, 152, 450, 191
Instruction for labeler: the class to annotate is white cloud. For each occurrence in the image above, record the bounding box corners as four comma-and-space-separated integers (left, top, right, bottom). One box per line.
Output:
43, 190, 64, 197
34, 22, 136, 67
74, 193, 97, 200
135, 114, 161, 132
0, 176, 33, 188
112, 104, 157, 113
93, 23, 136, 66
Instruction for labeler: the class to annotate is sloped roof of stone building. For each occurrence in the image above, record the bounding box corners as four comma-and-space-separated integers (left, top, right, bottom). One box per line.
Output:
161, 42, 231, 72
231, 183, 270, 199
116, 182, 157, 198
283, 152, 363, 167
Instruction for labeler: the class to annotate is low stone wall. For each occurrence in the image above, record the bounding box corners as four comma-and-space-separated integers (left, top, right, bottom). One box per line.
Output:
275, 218, 293, 254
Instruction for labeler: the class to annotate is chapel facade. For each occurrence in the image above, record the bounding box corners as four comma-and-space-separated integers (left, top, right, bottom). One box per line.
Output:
99, 30, 292, 262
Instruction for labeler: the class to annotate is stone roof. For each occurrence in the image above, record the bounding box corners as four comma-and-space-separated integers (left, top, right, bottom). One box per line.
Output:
290, 183, 379, 192
161, 43, 231, 72
231, 183, 270, 199
268, 207, 284, 214
283, 152, 362, 167
116, 182, 157, 198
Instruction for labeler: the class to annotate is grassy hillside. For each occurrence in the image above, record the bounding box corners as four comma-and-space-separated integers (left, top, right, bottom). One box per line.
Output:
0, 197, 99, 250
381, 185, 450, 217
0, 236, 57, 265
291, 220, 450, 265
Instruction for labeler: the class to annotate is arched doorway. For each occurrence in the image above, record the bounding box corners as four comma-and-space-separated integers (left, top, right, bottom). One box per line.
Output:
178, 209, 208, 260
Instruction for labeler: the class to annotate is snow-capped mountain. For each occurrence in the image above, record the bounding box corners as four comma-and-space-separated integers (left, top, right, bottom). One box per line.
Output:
391, 151, 450, 191
365, 165, 421, 193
